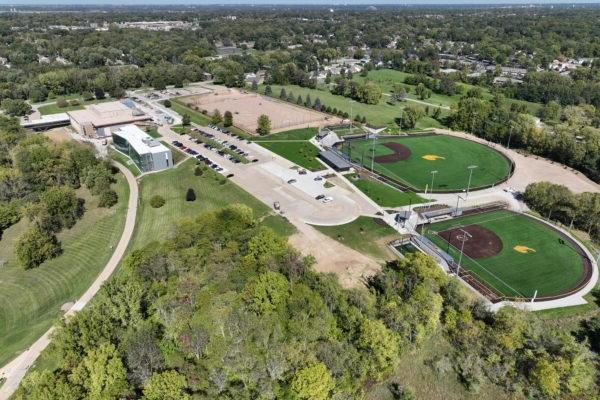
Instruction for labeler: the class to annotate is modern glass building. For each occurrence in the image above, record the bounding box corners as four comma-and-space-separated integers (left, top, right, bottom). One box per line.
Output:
112, 125, 172, 172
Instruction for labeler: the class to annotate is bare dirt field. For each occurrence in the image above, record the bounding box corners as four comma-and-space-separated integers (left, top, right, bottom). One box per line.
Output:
182, 88, 339, 133
44, 127, 74, 143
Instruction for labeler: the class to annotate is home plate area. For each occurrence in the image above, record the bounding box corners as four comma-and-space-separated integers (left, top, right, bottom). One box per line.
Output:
438, 224, 503, 259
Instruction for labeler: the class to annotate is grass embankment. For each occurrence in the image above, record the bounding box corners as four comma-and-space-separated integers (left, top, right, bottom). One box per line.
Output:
109, 149, 141, 177
424, 210, 586, 298
168, 99, 251, 138
253, 127, 324, 171
312, 216, 400, 261
37, 98, 111, 115
346, 173, 430, 207
346, 135, 511, 192
0, 174, 129, 367
130, 159, 295, 250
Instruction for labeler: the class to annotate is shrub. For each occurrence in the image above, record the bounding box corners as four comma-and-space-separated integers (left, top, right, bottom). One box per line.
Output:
194, 166, 203, 176
150, 195, 165, 208
98, 189, 118, 208
69, 99, 80, 106
186, 188, 196, 202
15, 228, 62, 269
163, 99, 172, 108
56, 98, 69, 108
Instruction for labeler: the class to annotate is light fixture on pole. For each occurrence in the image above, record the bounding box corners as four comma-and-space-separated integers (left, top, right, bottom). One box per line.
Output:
456, 228, 472, 276
428, 170, 438, 209
465, 165, 478, 197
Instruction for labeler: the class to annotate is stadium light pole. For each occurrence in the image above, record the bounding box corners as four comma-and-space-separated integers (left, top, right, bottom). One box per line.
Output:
465, 165, 478, 197
507, 123, 514, 150
428, 170, 438, 209
456, 228, 472, 276
370, 134, 377, 172
349, 100, 356, 134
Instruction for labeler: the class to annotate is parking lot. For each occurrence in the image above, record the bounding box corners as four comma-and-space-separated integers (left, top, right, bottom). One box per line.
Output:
159, 124, 378, 225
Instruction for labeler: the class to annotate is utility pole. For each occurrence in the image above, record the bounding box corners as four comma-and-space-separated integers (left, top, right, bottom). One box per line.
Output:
456, 228, 472, 276
428, 170, 438, 209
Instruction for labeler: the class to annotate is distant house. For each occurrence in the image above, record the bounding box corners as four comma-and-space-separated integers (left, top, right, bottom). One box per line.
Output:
112, 124, 172, 172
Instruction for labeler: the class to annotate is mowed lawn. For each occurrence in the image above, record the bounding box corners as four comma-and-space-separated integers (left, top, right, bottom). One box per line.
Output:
423, 210, 586, 298
346, 135, 511, 192
0, 175, 129, 367
260, 84, 445, 129
346, 173, 430, 207
130, 159, 295, 250
313, 216, 400, 261
253, 127, 325, 171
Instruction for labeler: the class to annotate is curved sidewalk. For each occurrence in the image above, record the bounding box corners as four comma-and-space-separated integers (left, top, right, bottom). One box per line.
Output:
0, 162, 139, 399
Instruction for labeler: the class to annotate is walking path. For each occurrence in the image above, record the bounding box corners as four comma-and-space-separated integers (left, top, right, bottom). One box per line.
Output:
0, 162, 139, 399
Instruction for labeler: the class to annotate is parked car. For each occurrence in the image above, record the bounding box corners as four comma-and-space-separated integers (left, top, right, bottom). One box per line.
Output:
287, 179, 297, 184
322, 196, 333, 204
315, 194, 325, 200
314, 176, 323, 181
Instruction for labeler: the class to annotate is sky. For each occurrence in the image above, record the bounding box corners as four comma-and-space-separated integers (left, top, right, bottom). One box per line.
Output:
0, 0, 600, 6
2, 0, 600, 5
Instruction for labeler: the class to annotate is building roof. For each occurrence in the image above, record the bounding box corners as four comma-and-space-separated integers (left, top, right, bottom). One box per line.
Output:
319, 150, 352, 170
112, 124, 169, 155
68, 100, 150, 128
21, 112, 70, 128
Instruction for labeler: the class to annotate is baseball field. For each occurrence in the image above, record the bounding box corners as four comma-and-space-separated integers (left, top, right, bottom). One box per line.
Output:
422, 210, 589, 299
343, 134, 512, 192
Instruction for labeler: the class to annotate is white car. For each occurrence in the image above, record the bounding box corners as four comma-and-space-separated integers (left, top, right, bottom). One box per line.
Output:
322, 196, 333, 204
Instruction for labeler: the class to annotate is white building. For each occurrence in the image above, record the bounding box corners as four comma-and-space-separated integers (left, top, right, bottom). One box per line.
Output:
68, 101, 151, 137
111, 125, 172, 173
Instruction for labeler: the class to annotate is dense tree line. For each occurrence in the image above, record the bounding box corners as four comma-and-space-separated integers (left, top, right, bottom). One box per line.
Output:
13, 204, 598, 399
524, 181, 600, 242
0, 116, 118, 268
451, 92, 600, 183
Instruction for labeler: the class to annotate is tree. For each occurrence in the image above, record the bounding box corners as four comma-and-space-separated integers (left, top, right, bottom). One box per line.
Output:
357, 319, 399, 378
296, 95, 303, 105
98, 189, 118, 208
94, 88, 105, 100
211, 109, 223, 125
244, 271, 290, 314
1, 99, 31, 116
223, 111, 233, 127
181, 113, 191, 126
26, 186, 84, 232
15, 227, 61, 269
279, 88, 287, 100
402, 104, 426, 129
142, 371, 189, 400
163, 99, 172, 108
257, 114, 271, 135
289, 363, 335, 400
185, 188, 196, 201
264, 85, 272, 96
251, 80, 258, 91
314, 97, 322, 111
70, 342, 129, 399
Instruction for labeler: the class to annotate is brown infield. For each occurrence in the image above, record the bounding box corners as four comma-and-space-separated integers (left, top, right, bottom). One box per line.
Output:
373, 142, 412, 163
438, 224, 503, 259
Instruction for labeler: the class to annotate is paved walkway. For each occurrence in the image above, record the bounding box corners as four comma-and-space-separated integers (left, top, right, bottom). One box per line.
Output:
0, 162, 139, 399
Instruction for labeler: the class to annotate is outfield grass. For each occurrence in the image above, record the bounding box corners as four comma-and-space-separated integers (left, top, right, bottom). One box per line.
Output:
345, 134, 511, 192
346, 173, 430, 207
312, 216, 400, 261
0, 175, 129, 367
130, 159, 295, 250
423, 210, 586, 298
259, 84, 445, 129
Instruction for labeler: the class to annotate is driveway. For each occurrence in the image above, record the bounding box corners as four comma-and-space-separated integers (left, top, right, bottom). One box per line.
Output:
0, 162, 139, 400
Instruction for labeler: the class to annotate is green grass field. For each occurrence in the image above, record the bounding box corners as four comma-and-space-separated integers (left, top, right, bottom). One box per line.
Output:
130, 159, 295, 250
255, 127, 318, 141
313, 216, 400, 261
256, 141, 324, 171
260, 84, 445, 129
423, 210, 586, 298
346, 173, 430, 207
345, 134, 511, 192
0, 175, 129, 367
37, 98, 111, 115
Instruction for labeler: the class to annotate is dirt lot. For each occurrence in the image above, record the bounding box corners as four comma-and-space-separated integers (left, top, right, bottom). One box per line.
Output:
182, 88, 339, 133
44, 127, 74, 143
